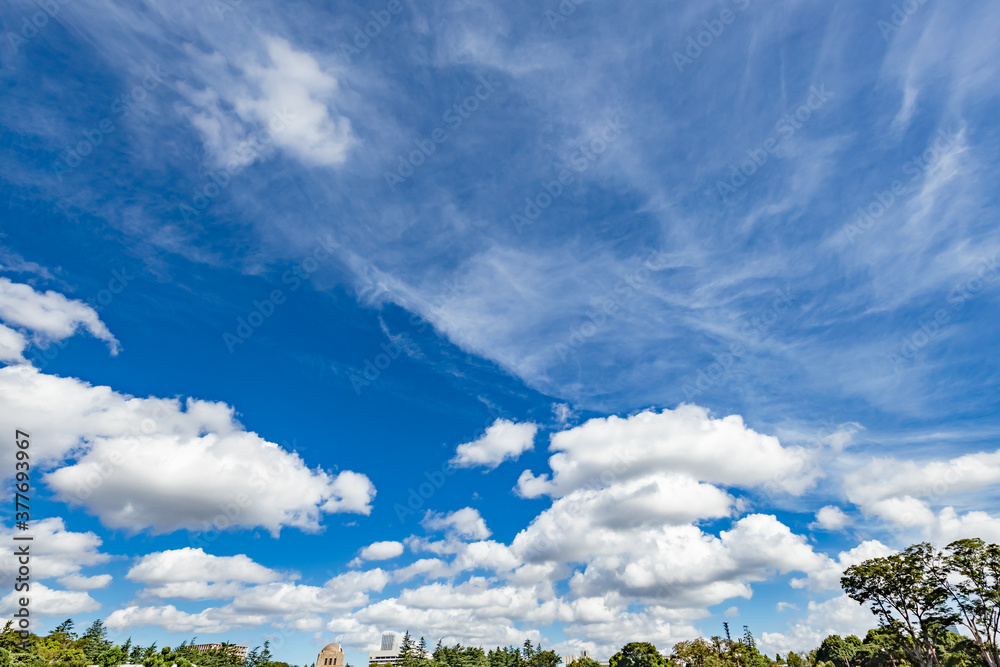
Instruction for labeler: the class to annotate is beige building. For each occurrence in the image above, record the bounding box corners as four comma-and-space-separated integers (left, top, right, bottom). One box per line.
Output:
317, 643, 347, 667
192, 645, 249, 660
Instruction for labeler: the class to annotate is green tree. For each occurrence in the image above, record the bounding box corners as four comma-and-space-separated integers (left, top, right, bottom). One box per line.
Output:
400, 633, 416, 667
943, 539, 1000, 667
611, 643, 669, 667
527, 650, 560, 667
729, 628, 771, 667
96, 646, 125, 667
817, 636, 859, 667
670, 639, 725, 667
81, 620, 112, 663
842, 543, 956, 667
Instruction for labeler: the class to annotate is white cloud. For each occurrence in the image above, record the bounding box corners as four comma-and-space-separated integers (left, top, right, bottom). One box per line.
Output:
760, 594, 877, 654
811, 506, 853, 531
104, 604, 266, 634
58, 574, 113, 590
0, 277, 119, 354
422, 508, 492, 541
843, 449, 1000, 541
179, 35, 353, 170
451, 419, 538, 470
0, 365, 375, 534
127, 548, 284, 599
0, 323, 27, 363
791, 540, 895, 592
517, 406, 814, 498
357, 541, 405, 562
0, 582, 99, 618
0, 517, 109, 581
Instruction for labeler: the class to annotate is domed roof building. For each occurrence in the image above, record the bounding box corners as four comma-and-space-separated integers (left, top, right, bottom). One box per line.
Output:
316, 644, 345, 667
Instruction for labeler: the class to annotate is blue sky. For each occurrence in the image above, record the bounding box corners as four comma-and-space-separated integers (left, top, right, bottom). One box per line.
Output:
1, 0, 999, 663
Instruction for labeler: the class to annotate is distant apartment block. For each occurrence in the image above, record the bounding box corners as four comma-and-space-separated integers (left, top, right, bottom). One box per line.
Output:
191, 644, 249, 660
561, 650, 608, 666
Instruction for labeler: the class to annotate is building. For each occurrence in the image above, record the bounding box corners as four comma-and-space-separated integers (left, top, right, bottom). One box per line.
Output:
368, 648, 401, 666
562, 650, 606, 666
369, 631, 426, 666
191, 645, 249, 660
316, 643, 346, 667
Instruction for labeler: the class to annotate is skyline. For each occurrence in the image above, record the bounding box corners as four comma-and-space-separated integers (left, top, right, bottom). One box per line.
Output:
1, 0, 1000, 665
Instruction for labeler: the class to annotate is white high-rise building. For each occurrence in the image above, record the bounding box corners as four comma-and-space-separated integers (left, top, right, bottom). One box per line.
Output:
370, 632, 403, 666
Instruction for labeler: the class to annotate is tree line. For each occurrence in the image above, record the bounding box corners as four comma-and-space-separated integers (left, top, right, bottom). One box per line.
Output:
0, 619, 297, 667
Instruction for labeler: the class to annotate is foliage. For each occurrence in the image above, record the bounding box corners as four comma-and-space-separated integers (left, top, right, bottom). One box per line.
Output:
611, 643, 668, 667
842, 543, 956, 667
942, 539, 1000, 667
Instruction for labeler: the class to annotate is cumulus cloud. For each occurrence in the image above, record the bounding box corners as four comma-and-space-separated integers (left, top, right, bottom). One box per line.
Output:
127, 548, 284, 599
58, 574, 113, 590
0, 517, 109, 581
791, 540, 895, 592
0, 365, 375, 534
108, 568, 391, 635
356, 541, 406, 562
0, 582, 99, 618
422, 508, 492, 541
105, 604, 267, 634
516, 405, 813, 498
0, 277, 119, 355
451, 419, 539, 470
760, 594, 878, 654
811, 506, 853, 531
843, 449, 1000, 540
0, 323, 27, 363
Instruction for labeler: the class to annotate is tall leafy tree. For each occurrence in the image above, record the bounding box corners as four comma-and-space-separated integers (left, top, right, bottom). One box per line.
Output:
943, 538, 1000, 667
842, 543, 956, 667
